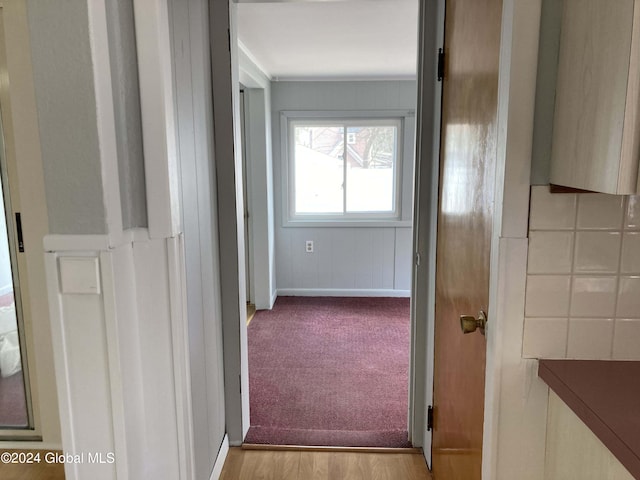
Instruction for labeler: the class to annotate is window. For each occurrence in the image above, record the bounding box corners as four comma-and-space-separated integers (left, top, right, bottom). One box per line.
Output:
285, 115, 405, 222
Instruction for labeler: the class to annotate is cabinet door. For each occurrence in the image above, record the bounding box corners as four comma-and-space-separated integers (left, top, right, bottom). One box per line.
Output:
550, 0, 640, 194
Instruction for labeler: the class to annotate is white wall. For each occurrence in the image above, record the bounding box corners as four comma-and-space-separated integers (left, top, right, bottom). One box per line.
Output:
276, 226, 412, 295
170, 0, 226, 477
27, 0, 108, 235
545, 391, 634, 479
105, 0, 147, 230
271, 80, 417, 296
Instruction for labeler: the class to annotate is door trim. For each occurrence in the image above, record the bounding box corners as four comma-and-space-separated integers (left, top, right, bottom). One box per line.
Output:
410, 0, 445, 461
0, 2, 58, 444
482, 1, 547, 478
215, 0, 443, 451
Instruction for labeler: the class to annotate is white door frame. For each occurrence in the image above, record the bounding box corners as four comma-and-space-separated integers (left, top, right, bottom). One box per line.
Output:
214, 0, 442, 449
0, 1, 61, 446
409, 0, 445, 459
212, 3, 547, 475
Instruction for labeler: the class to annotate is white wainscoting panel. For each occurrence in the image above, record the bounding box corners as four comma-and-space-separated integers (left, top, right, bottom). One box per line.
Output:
276, 227, 412, 294
44, 232, 193, 480
45, 252, 117, 480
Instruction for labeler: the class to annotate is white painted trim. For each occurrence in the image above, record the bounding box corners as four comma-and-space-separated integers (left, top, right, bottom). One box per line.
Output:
270, 288, 278, 309
133, 0, 181, 239
43, 235, 110, 252
410, 0, 444, 459
238, 40, 271, 81
281, 220, 413, 228
167, 235, 196, 480
99, 249, 130, 480
277, 288, 411, 298
209, 434, 229, 480
44, 252, 79, 480
482, 1, 546, 479
43, 228, 151, 252
272, 75, 418, 83
86, 0, 124, 247
211, 0, 250, 444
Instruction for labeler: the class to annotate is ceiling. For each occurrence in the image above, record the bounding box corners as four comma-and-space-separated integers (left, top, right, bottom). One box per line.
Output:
236, 0, 419, 81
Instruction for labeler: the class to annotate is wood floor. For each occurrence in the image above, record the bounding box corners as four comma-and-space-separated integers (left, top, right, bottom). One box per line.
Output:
0, 450, 65, 480
220, 447, 432, 480
0, 447, 432, 479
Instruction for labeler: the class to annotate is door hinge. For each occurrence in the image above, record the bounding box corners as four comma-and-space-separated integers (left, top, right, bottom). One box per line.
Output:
427, 405, 434, 431
15, 213, 24, 252
437, 48, 445, 81
415, 252, 421, 266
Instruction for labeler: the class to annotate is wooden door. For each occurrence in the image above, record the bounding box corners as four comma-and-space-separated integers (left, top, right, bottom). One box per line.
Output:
431, 0, 502, 478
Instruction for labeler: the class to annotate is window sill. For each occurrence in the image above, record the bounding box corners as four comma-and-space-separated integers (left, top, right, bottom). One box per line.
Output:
282, 219, 413, 228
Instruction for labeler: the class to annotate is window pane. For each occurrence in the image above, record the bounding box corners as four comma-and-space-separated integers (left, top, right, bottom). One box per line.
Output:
294, 125, 344, 214
345, 125, 396, 213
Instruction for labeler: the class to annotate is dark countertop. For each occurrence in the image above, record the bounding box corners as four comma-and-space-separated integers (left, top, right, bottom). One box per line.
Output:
538, 360, 640, 479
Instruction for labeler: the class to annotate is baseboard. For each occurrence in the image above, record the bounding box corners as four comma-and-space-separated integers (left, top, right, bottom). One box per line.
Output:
242, 444, 422, 454
277, 288, 411, 298
210, 434, 229, 480
270, 289, 278, 309
0, 441, 62, 450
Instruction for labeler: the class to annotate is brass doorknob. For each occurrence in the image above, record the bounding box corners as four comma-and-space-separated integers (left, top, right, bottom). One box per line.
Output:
460, 311, 487, 335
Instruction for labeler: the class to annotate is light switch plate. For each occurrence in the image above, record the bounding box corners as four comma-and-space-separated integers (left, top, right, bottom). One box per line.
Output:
58, 257, 101, 295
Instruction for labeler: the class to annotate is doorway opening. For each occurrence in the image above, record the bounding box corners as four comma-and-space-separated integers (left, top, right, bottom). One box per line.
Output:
236, 0, 421, 448
0, 114, 32, 431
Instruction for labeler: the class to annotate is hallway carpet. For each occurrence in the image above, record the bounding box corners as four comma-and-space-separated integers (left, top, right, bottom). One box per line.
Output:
0, 373, 27, 427
245, 296, 411, 448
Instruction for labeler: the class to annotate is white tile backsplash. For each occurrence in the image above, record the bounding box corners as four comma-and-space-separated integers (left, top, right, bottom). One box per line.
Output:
612, 319, 640, 359
620, 232, 640, 274
570, 276, 617, 317
566, 318, 614, 359
616, 276, 640, 318
573, 232, 621, 274
624, 196, 640, 230
528, 231, 574, 274
576, 194, 624, 230
525, 275, 571, 317
529, 187, 577, 230
524, 186, 640, 360
522, 318, 568, 359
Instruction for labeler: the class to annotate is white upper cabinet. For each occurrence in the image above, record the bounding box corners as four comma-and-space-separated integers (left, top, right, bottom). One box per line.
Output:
550, 0, 640, 194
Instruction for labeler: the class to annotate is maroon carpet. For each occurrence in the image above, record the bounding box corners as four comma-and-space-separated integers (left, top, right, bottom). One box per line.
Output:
0, 372, 27, 427
0, 292, 27, 427
246, 296, 411, 447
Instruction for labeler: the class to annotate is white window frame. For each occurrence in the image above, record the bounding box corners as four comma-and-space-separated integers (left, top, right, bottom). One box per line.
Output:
281, 110, 414, 227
